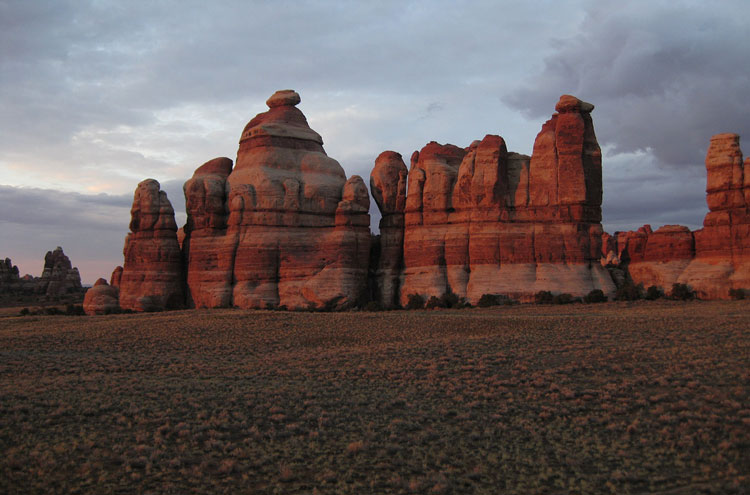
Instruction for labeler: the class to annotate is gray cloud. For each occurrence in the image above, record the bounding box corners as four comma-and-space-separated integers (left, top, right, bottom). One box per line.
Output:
503, 2, 750, 169
1, 0, 746, 279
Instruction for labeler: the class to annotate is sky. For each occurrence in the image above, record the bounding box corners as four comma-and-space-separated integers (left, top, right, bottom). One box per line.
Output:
1, 0, 749, 284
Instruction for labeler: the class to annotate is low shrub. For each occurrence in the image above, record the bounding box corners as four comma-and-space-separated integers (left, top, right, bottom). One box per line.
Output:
19, 307, 30, 316
583, 289, 607, 303
425, 296, 443, 309
65, 304, 85, 315
363, 300, 383, 311
534, 291, 554, 305
552, 293, 576, 305
645, 285, 664, 301
439, 291, 460, 309
729, 288, 746, 300
615, 280, 642, 301
477, 294, 516, 307
669, 283, 695, 301
405, 294, 425, 310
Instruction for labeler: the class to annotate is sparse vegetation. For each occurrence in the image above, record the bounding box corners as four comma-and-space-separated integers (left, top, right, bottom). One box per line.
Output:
583, 289, 607, 303
615, 280, 643, 301
645, 285, 664, 301
534, 290, 554, 304
0, 302, 748, 493
729, 288, 746, 300
669, 283, 695, 301
405, 293, 425, 310
477, 294, 515, 307
552, 292, 577, 305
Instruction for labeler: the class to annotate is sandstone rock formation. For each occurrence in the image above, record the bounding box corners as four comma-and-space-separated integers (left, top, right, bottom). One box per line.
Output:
83, 278, 120, 315
608, 133, 750, 298
615, 225, 695, 289
37, 246, 83, 297
0, 248, 85, 305
118, 179, 184, 312
370, 151, 408, 308
383, 95, 615, 304
181, 90, 370, 309
679, 133, 750, 297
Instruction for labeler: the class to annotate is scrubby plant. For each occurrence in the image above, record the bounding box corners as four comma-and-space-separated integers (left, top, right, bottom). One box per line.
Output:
552, 293, 576, 305
364, 300, 383, 311
729, 288, 746, 300
65, 304, 85, 315
425, 296, 443, 309
669, 283, 695, 301
19, 307, 29, 316
439, 291, 460, 309
583, 289, 607, 303
534, 291, 554, 304
478, 294, 501, 307
615, 280, 643, 301
645, 285, 664, 301
405, 294, 425, 310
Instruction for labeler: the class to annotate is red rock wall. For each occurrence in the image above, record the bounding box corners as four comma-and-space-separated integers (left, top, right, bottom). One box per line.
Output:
388, 95, 615, 304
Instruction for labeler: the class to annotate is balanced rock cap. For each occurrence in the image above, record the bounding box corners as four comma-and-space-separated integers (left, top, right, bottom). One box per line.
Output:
266, 90, 301, 108
555, 94, 595, 113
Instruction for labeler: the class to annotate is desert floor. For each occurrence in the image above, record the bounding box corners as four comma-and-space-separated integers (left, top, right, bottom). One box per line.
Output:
1, 301, 748, 494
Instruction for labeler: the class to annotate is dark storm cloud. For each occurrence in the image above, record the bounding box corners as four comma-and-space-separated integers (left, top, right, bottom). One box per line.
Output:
504, 2, 750, 169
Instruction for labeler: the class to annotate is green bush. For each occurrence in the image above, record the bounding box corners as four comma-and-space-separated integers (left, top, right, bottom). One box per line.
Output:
669, 283, 695, 301
729, 288, 746, 300
583, 289, 607, 303
645, 285, 663, 301
19, 307, 30, 316
535, 291, 554, 304
405, 294, 425, 310
478, 294, 501, 307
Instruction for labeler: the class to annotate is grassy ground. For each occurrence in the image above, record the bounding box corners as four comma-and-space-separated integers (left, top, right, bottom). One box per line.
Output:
0, 301, 748, 494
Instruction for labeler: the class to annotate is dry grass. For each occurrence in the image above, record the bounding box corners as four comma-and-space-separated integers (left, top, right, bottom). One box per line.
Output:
1, 300, 748, 494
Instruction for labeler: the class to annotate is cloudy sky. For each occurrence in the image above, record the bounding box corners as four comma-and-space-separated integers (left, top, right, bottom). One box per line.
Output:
1, 0, 748, 283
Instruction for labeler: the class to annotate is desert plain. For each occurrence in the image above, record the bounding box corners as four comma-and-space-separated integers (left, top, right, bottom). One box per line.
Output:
0, 301, 748, 494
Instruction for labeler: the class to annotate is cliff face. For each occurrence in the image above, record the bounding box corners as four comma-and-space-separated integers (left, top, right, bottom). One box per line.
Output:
95, 92, 750, 312
609, 133, 750, 298
680, 134, 750, 297
182, 90, 370, 310
381, 95, 615, 304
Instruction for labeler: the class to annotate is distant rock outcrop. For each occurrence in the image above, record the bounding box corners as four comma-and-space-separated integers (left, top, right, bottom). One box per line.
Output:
0, 248, 85, 306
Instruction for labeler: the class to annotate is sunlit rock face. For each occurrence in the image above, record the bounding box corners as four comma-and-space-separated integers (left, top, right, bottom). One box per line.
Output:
615, 225, 695, 289
375, 95, 615, 304
119, 179, 185, 312
679, 133, 750, 297
181, 90, 370, 310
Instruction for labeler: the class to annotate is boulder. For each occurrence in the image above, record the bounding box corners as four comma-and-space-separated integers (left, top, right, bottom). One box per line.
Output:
83, 278, 120, 315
